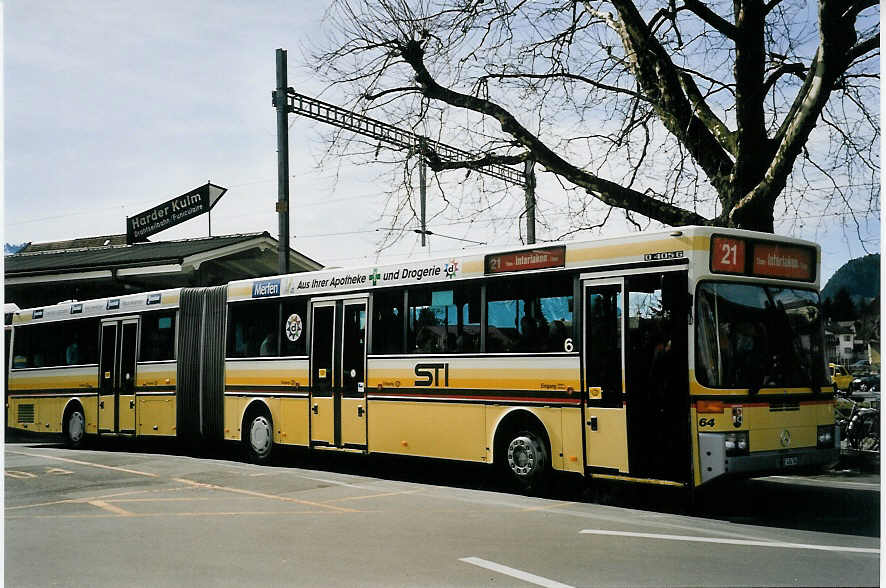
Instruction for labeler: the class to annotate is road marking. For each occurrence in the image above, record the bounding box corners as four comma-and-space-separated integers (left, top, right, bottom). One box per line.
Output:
46, 467, 74, 475
579, 529, 880, 554
109, 497, 212, 503
520, 501, 576, 512
171, 478, 358, 513
322, 489, 422, 503
5, 470, 38, 479
6, 490, 150, 511
763, 476, 880, 490
6, 509, 358, 520
297, 474, 378, 489
8, 450, 158, 478
459, 557, 575, 588
88, 500, 133, 516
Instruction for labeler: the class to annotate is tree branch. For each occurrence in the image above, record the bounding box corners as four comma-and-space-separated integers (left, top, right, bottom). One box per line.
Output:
682, 0, 738, 39
363, 86, 423, 101
606, 0, 735, 197
731, 0, 866, 227
479, 71, 651, 103
761, 62, 807, 96
848, 33, 880, 64
398, 38, 710, 227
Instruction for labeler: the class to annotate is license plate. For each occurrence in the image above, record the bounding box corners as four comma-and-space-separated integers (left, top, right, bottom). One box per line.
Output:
783, 456, 799, 467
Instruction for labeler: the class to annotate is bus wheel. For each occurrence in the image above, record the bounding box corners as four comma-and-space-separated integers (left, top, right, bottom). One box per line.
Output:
63, 406, 86, 449
504, 429, 549, 494
244, 410, 273, 463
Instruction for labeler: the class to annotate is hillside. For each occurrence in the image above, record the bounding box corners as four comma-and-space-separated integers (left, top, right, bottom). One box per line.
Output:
822, 253, 881, 304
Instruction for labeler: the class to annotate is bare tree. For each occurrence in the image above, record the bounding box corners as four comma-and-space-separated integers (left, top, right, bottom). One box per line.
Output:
310, 0, 879, 237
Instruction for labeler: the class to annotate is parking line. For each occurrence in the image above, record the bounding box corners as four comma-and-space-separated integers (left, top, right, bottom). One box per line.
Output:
8, 450, 158, 478
88, 500, 133, 516
6, 489, 152, 511
579, 529, 879, 554
171, 478, 359, 513
459, 557, 575, 588
322, 489, 423, 503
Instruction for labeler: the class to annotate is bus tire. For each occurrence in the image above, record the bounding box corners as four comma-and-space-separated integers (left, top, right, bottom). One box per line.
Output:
243, 407, 274, 464
502, 428, 549, 494
63, 404, 86, 449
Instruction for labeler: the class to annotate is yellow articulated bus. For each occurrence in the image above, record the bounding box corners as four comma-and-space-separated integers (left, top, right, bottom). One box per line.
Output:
6, 226, 839, 492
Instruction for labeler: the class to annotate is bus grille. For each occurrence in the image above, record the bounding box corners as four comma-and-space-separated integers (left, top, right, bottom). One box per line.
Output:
17, 404, 35, 423
769, 400, 800, 412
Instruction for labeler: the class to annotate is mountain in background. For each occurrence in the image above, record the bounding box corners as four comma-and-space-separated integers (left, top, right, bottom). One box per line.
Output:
822, 253, 880, 305
4, 243, 28, 254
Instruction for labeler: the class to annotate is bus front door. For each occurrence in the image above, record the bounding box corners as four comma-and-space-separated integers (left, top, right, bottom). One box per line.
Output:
98, 318, 138, 435
310, 299, 367, 449
582, 279, 629, 473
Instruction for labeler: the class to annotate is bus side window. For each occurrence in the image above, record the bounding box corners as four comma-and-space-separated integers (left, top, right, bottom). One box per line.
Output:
281, 299, 307, 356
64, 318, 99, 365
10, 319, 99, 369
487, 274, 574, 353
140, 312, 176, 362
227, 302, 279, 358
372, 290, 404, 354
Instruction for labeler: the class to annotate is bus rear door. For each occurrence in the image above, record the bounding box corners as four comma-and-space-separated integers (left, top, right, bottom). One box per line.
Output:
98, 318, 138, 434
310, 298, 367, 449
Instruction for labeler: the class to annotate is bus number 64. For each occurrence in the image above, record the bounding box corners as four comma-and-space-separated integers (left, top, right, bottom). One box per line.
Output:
698, 417, 716, 427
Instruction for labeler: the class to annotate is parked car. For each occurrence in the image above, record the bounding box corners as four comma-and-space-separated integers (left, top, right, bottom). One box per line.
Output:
850, 372, 881, 394
830, 363, 854, 392
850, 359, 872, 375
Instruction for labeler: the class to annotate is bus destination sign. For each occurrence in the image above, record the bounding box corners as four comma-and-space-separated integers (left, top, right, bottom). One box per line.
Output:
711, 236, 815, 281
485, 245, 566, 275
751, 243, 814, 281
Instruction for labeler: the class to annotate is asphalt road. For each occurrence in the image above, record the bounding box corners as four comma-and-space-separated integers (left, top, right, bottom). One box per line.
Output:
4, 436, 880, 587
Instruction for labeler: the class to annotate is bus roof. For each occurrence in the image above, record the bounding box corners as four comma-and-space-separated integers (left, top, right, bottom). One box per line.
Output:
226, 225, 820, 302
9, 226, 820, 320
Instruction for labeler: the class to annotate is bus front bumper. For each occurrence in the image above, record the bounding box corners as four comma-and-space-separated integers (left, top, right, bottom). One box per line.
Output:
699, 431, 840, 485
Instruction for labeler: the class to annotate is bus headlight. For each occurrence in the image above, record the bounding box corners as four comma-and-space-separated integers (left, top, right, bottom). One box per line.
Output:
817, 425, 836, 448
724, 431, 749, 456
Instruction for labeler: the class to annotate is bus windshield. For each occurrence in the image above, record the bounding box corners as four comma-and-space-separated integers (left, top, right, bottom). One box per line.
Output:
695, 282, 825, 390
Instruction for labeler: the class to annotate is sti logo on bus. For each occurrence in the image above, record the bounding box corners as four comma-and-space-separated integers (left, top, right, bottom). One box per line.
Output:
252, 279, 281, 298
415, 363, 450, 387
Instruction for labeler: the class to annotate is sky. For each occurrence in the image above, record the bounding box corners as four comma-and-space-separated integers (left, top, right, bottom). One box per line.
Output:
2, 1, 881, 285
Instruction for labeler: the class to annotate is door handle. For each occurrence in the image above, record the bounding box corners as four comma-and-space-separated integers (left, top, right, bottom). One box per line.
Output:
130, 400, 135, 409
100, 401, 104, 409
312, 404, 318, 414
357, 405, 364, 418
587, 416, 598, 431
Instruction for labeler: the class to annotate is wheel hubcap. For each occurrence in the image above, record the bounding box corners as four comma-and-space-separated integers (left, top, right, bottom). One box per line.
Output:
68, 412, 84, 443
507, 436, 537, 476
250, 416, 271, 456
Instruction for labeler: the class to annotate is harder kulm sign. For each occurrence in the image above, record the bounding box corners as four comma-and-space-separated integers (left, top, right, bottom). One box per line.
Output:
126, 183, 227, 243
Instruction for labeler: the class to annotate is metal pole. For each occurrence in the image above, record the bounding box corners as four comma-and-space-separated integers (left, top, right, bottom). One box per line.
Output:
275, 48, 290, 274
524, 158, 536, 244
419, 138, 427, 247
